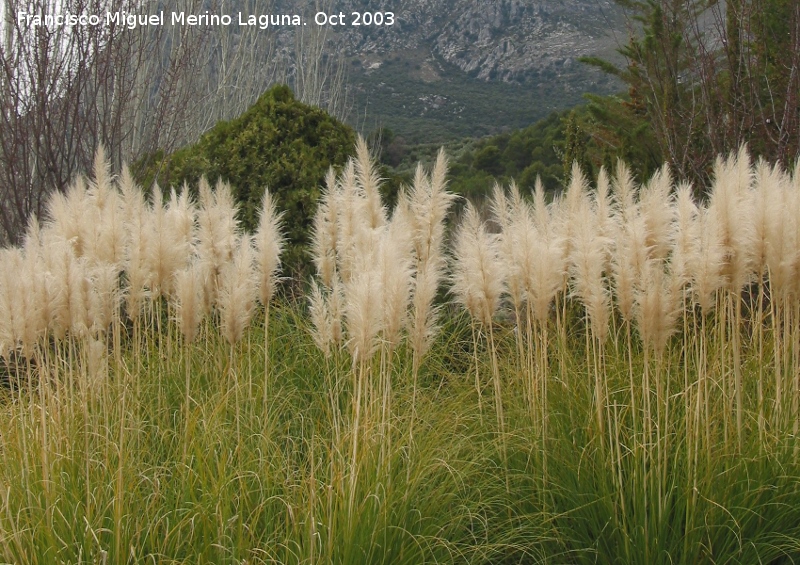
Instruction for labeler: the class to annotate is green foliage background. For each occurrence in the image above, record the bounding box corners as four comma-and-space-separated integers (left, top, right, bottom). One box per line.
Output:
137, 84, 356, 274
381, 102, 662, 203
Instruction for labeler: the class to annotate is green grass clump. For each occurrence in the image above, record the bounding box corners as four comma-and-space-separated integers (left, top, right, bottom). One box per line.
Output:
0, 306, 550, 564
3, 300, 800, 563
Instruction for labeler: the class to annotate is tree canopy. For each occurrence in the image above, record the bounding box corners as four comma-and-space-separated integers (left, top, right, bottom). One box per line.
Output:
583, 0, 799, 185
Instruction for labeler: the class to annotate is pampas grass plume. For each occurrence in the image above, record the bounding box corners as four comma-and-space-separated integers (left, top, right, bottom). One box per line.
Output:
354, 135, 386, 230
569, 201, 611, 343
451, 202, 506, 327
707, 147, 756, 291
309, 280, 333, 358
196, 179, 239, 303
174, 262, 205, 344
671, 183, 698, 287
688, 208, 726, 312
89, 263, 121, 337
218, 235, 257, 346
344, 268, 382, 364
312, 168, 340, 287
255, 189, 285, 306
379, 223, 414, 349
636, 259, 680, 355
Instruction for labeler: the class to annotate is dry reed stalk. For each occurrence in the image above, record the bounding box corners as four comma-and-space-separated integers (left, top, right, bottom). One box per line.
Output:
708, 147, 756, 450
568, 187, 611, 444
751, 159, 783, 445
492, 183, 526, 391
120, 169, 148, 377
343, 257, 382, 499
451, 202, 507, 481
216, 235, 256, 453
255, 189, 285, 412
764, 166, 794, 431
377, 212, 414, 462
527, 180, 565, 446
686, 205, 725, 471
196, 179, 239, 309
611, 159, 643, 419
514, 177, 564, 491
174, 261, 204, 459
407, 150, 454, 439
312, 168, 341, 289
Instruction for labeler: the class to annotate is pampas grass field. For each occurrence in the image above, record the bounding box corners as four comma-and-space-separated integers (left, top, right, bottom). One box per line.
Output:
2, 141, 800, 564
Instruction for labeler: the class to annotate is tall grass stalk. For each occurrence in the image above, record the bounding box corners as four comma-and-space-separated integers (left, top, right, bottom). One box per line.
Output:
255, 189, 284, 417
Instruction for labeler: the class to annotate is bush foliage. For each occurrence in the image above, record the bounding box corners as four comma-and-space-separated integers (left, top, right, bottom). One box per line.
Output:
137, 84, 355, 273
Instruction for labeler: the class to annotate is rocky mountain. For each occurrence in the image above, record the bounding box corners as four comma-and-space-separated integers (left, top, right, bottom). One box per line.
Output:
324, 0, 627, 84
268, 0, 628, 140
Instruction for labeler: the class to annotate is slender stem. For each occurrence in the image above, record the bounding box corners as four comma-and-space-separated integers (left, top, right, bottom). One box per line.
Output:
263, 304, 271, 422
487, 321, 508, 494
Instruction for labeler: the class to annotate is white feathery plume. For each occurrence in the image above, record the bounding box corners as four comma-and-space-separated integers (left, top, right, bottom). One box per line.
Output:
451, 202, 506, 327
309, 280, 333, 358
792, 159, 800, 293
707, 146, 756, 292
378, 221, 414, 349
688, 207, 726, 312
409, 258, 443, 361
329, 274, 345, 347
217, 235, 257, 346
344, 266, 382, 364
635, 259, 681, 355
492, 183, 524, 313
751, 159, 781, 278
410, 149, 456, 266
3, 249, 30, 354
639, 163, 675, 261
407, 149, 455, 361
254, 189, 285, 307
569, 200, 611, 343
85, 146, 126, 268
594, 167, 617, 275
21, 219, 51, 349
336, 160, 361, 284
69, 256, 93, 339
89, 263, 120, 337
46, 175, 89, 256
141, 186, 179, 299
613, 158, 637, 224
0, 252, 13, 357
311, 167, 340, 288
595, 167, 615, 240
671, 182, 698, 288
354, 135, 386, 230
173, 262, 205, 344
554, 163, 591, 284
120, 168, 149, 323
527, 226, 566, 324
764, 165, 793, 298
196, 178, 239, 305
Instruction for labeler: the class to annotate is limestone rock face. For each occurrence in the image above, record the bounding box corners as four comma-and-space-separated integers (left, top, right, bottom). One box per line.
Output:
272, 0, 625, 84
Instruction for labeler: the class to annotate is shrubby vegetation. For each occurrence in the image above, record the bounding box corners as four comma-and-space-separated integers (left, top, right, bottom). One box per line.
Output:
382, 102, 661, 202
137, 84, 356, 274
